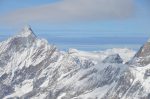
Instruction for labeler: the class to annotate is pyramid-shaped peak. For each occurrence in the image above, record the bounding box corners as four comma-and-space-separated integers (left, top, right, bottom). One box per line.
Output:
23, 25, 32, 31
103, 54, 123, 64
18, 25, 36, 37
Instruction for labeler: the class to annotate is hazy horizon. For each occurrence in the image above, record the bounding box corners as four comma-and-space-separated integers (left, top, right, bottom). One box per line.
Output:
0, 32, 147, 51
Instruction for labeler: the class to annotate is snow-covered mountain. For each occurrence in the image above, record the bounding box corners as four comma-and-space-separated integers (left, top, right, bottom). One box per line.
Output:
1, 26, 149, 99
103, 40, 150, 99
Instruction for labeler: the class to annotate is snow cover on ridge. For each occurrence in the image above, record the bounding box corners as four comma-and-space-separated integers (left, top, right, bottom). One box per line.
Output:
68, 48, 135, 63
1, 26, 150, 99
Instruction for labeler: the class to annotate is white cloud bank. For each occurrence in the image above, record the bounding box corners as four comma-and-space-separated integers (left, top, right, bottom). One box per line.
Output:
0, 0, 135, 25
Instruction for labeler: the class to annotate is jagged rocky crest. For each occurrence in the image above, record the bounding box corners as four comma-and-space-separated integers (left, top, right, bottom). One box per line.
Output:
128, 39, 150, 66
0, 26, 149, 99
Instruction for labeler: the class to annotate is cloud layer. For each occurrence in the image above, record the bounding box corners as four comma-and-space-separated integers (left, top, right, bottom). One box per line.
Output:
0, 0, 134, 25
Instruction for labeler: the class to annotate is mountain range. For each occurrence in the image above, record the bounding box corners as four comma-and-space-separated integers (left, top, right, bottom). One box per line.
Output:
0, 26, 150, 99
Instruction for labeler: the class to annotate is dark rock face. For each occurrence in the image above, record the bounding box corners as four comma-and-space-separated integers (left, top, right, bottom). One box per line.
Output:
103, 54, 123, 64
129, 41, 150, 66
103, 69, 135, 99
144, 69, 150, 79
135, 41, 150, 58
97, 65, 121, 87
0, 83, 14, 99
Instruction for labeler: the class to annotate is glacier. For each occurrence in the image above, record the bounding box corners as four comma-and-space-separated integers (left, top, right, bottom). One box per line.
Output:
0, 26, 150, 99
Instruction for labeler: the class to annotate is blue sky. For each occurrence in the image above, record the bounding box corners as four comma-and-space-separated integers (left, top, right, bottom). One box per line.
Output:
0, 0, 150, 38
